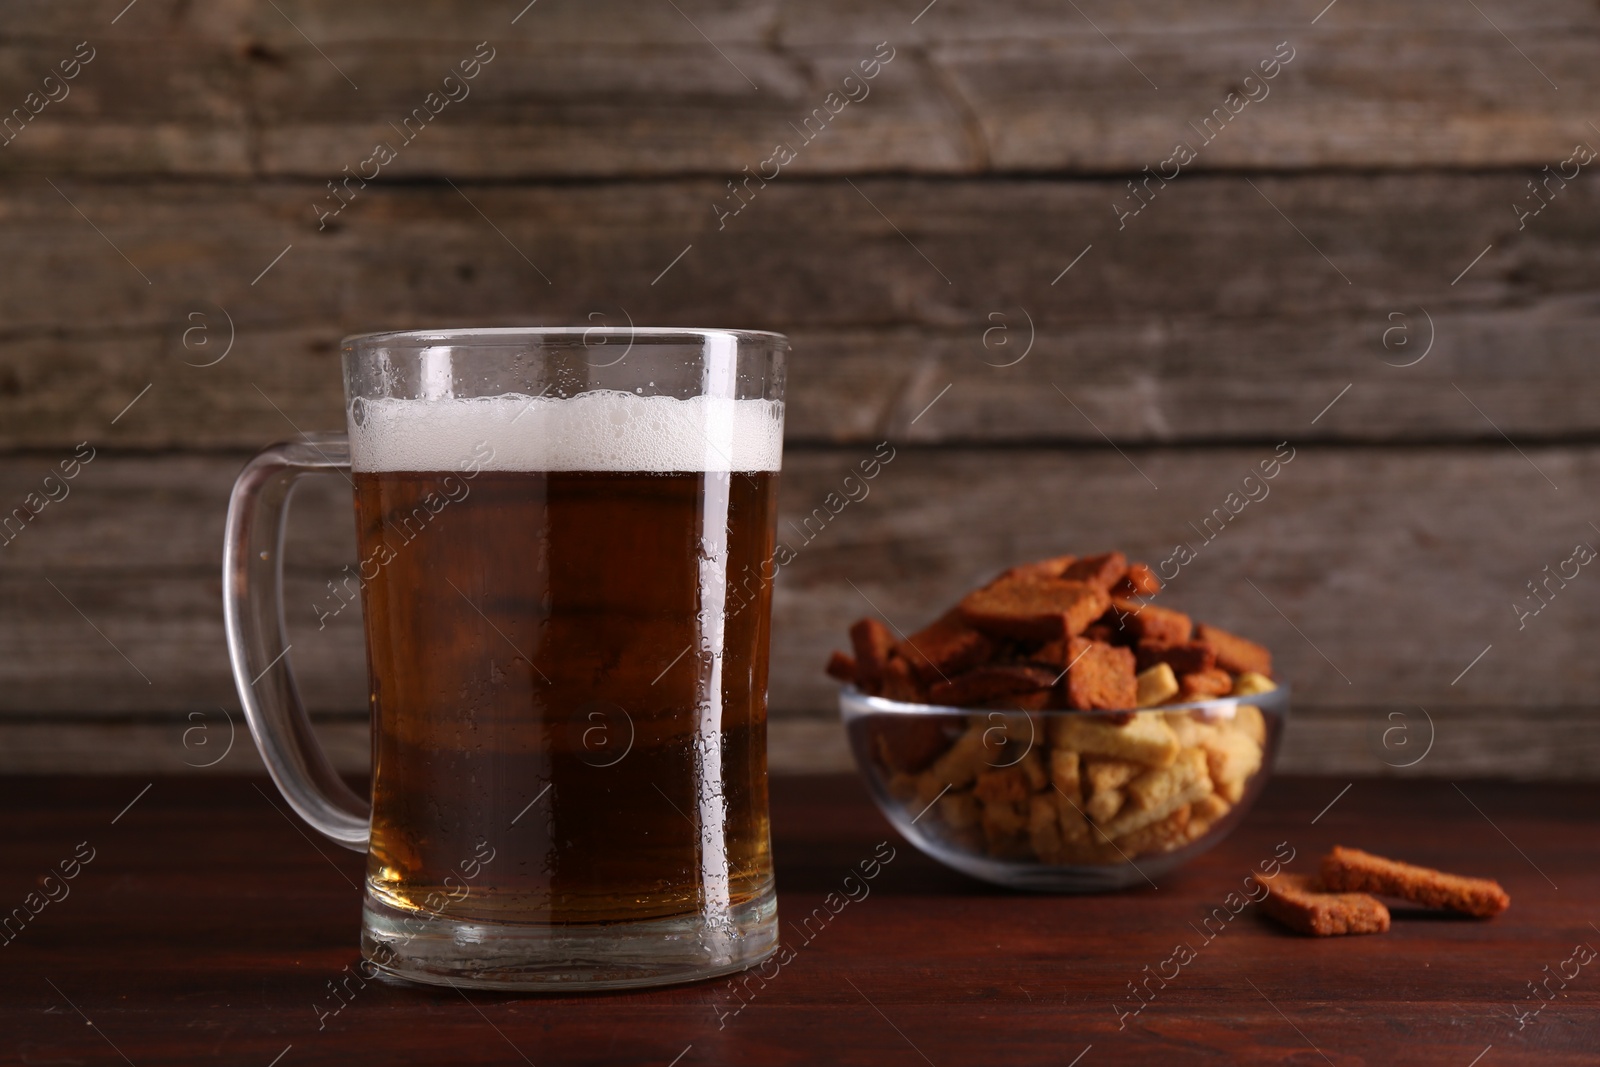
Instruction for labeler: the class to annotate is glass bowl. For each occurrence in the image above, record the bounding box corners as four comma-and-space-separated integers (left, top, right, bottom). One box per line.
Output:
840, 684, 1288, 891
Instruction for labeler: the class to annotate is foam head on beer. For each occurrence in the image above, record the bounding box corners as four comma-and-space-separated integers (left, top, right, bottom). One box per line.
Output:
349, 391, 784, 473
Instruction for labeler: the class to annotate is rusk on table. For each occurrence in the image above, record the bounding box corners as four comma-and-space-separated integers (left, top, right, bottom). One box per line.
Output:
1260, 871, 1391, 937
1320, 845, 1511, 917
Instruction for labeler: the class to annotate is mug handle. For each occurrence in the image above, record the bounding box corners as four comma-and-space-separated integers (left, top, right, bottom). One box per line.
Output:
223, 432, 370, 852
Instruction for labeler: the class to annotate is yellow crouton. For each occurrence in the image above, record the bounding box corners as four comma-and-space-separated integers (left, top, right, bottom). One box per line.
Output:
1050, 712, 1179, 767
1015, 746, 1048, 791
1200, 730, 1263, 803
1225, 703, 1267, 746
1232, 672, 1277, 697
1083, 757, 1142, 794
927, 725, 990, 787
1082, 757, 1142, 825
1164, 711, 1220, 749
1050, 748, 1081, 797
1028, 794, 1062, 862
936, 789, 980, 831
1135, 662, 1180, 707
980, 801, 1028, 840
1115, 804, 1193, 855
1104, 749, 1212, 837
1186, 794, 1231, 840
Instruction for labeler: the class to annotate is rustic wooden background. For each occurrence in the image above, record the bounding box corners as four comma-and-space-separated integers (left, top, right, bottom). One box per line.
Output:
2, 0, 1597, 776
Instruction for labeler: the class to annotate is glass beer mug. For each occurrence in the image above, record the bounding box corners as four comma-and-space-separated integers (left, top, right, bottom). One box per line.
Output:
223, 328, 786, 989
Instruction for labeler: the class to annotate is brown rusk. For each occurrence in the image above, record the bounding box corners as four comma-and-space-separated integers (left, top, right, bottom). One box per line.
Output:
354, 469, 777, 925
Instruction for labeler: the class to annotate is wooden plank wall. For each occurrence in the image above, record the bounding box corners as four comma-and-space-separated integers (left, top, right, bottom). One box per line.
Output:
2, 0, 1598, 776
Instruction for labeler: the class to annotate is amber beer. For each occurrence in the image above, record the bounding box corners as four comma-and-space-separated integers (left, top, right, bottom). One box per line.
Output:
349, 394, 780, 927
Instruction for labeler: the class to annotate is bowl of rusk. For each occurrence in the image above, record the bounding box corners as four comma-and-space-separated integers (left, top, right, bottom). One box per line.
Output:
830, 551, 1287, 891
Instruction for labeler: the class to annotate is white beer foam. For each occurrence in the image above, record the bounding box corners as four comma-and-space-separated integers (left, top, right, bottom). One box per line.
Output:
349, 392, 784, 473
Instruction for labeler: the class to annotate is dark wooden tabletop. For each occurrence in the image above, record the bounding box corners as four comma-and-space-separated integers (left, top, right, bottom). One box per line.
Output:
2, 773, 1596, 1066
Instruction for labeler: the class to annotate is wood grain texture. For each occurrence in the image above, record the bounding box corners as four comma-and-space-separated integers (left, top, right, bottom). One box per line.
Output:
0, 1, 1596, 780
0, 774, 1594, 1064
2, 446, 1596, 774
0, 716, 862, 775
2, 2, 1598, 175
5, 708, 1600, 778
0, 173, 1595, 448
